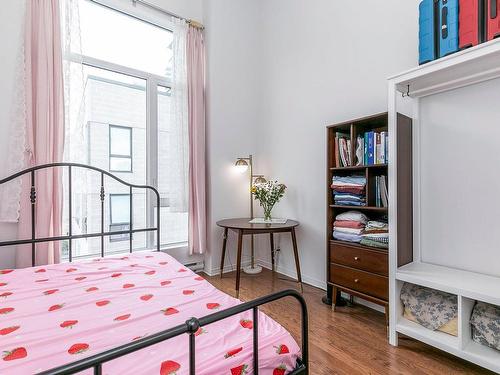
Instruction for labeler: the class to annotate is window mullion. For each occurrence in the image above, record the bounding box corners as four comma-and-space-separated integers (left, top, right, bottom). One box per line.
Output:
146, 76, 159, 248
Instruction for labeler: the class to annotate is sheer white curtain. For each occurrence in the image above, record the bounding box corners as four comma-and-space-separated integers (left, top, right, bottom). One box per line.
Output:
169, 18, 189, 213
61, 0, 89, 246
0, 0, 27, 223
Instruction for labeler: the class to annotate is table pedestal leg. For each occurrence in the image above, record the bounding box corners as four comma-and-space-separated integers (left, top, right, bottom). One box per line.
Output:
270, 233, 275, 273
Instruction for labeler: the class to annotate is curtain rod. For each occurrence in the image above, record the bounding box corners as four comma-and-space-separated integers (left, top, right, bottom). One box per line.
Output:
131, 0, 204, 29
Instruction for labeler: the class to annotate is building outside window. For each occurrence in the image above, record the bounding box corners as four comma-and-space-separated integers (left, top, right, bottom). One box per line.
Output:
62, 0, 188, 260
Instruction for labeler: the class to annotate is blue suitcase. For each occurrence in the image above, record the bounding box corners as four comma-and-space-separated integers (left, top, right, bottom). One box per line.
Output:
439, 0, 459, 57
419, 0, 438, 64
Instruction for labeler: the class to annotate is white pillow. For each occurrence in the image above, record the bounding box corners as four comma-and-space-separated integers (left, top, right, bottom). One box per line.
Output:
335, 210, 368, 223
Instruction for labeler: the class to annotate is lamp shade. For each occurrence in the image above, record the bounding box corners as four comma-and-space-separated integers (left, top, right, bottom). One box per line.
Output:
234, 158, 249, 173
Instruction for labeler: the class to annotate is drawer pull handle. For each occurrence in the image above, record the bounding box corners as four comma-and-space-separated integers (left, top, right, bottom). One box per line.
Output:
354, 278, 359, 283
354, 256, 360, 261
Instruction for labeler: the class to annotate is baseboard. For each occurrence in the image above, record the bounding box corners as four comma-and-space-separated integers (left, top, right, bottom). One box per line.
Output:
204, 257, 252, 277
257, 258, 327, 291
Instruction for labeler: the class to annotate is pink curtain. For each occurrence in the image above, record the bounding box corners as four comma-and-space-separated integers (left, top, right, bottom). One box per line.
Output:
17, 0, 64, 268
187, 25, 207, 255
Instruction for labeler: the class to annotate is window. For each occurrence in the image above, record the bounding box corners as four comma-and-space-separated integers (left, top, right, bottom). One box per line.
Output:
109, 125, 132, 172
109, 194, 130, 242
62, 0, 188, 259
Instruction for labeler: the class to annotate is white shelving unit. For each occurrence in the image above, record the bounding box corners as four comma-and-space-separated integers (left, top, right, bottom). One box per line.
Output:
387, 38, 500, 374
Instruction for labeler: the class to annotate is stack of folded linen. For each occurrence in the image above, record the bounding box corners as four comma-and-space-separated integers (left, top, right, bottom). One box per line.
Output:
360, 220, 389, 249
332, 211, 368, 243
331, 175, 366, 206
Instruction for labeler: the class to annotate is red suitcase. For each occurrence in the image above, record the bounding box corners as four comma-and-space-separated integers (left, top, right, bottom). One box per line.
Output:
459, 0, 485, 48
487, 0, 500, 40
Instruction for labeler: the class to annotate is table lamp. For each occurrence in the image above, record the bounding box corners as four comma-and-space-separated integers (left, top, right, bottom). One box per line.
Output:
234, 154, 266, 274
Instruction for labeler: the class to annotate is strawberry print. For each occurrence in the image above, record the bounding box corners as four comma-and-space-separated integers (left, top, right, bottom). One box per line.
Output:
75, 276, 86, 281
161, 307, 179, 316
145, 270, 155, 276
44, 289, 59, 295
194, 276, 204, 281
159, 261, 168, 265
35, 268, 46, 273
0, 269, 13, 275
230, 364, 248, 375
48, 304, 64, 312
194, 327, 206, 336
2, 347, 27, 361
86, 287, 98, 292
274, 344, 290, 355
0, 292, 12, 298
273, 364, 287, 375
60, 320, 78, 329
120, 256, 129, 260
0, 282, 7, 287
123, 283, 135, 289
240, 319, 253, 329
206, 303, 220, 310
145, 255, 154, 258
140, 294, 153, 301
114, 314, 131, 321
98, 267, 108, 270
130, 264, 139, 268
0, 326, 20, 336
160, 360, 180, 375
68, 343, 89, 355
182, 289, 194, 295
177, 268, 187, 273
161, 280, 171, 286
224, 347, 243, 359
0, 307, 14, 315
132, 334, 147, 341
36, 279, 49, 282
111, 273, 122, 278
96, 300, 110, 307
66, 268, 77, 273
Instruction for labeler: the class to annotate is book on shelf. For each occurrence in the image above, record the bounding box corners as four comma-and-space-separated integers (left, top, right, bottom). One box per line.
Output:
375, 175, 389, 207
335, 131, 351, 167
356, 130, 388, 166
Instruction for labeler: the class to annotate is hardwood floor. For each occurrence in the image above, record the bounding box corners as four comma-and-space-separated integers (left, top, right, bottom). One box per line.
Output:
203, 268, 493, 375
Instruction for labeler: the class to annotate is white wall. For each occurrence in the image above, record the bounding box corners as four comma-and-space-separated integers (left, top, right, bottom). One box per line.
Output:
0, 0, 26, 269
419, 77, 500, 277
203, 0, 263, 274
253, 1, 420, 289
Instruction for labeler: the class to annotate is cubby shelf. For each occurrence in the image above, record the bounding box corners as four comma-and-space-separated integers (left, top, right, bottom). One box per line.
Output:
396, 262, 500, 307
330, 164, 388, 172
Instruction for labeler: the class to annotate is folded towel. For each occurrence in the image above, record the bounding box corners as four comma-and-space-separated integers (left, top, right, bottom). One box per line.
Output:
332, 176, 366, 186
335, 211, 368, 223
334, 200, 366, 207
333, 230, 362, 243
331, 186, 366, 195
333, 227, 364, 235
360, 238, 388, 249
365, 220, 388, 230
333, 220, 365, 229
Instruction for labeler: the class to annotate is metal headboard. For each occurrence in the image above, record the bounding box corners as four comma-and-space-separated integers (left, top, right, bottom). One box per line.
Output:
0, 163, 160, 266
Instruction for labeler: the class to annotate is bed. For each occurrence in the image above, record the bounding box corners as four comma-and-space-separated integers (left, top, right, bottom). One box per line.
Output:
0, 163, 308, 375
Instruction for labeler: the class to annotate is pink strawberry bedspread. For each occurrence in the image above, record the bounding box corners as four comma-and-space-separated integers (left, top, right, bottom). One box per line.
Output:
0, 251, 300, 374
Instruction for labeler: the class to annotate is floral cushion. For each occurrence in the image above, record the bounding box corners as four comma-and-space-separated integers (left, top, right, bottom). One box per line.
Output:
400, 282, 458, 331
471, 302, 500, 351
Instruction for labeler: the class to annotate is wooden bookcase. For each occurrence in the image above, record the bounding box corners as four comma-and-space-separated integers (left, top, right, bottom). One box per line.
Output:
325, 112, 412, 323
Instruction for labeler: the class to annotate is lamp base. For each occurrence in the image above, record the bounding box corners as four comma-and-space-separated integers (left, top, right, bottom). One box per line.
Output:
243, 265, 263, 274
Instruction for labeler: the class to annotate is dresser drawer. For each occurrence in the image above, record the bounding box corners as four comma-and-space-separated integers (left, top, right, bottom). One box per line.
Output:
330, 263, 388, 301
330, 242, 388, 276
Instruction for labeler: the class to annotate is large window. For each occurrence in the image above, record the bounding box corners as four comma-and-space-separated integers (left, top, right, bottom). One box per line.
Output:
62, 0, 187, 259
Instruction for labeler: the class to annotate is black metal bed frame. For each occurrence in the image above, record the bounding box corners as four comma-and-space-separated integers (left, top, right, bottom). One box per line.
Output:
0, 162, 161, 266
0, 163, 309, 375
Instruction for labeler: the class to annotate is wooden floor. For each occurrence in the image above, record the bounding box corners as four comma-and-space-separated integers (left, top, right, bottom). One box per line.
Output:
203, 268, 493, 375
